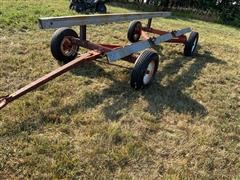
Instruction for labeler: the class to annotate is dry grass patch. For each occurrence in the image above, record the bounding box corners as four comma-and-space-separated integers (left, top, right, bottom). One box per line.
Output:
0, 0, 240, 179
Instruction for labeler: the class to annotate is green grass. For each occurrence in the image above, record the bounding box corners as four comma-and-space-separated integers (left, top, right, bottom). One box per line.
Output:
0, 0, 240, 179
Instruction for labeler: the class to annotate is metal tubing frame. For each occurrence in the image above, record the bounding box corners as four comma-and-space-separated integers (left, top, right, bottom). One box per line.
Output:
147, 18, 152, 29
39, 12, 171, 29
0, 13, 193, 110
106, 27, 191, 62
142, 27, 187, 44
80, 25, 87, 41
72, 39, 137, 63
0, 40, 137, 110
0, 51, 101, 109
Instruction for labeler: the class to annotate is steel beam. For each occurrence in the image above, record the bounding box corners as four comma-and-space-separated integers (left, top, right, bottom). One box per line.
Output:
80, 25, 87, 41
0, 51, 101, 110
147, 18, 152, 29
39, 12, 171, 29
106, 28, 191, 62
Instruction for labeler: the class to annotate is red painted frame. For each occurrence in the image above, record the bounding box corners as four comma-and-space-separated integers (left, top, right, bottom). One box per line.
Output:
142, 27, 187, 43
0, 24, 189, 110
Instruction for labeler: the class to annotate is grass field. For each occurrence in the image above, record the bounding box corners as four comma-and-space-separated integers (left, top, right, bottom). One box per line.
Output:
0, 0, 240, 179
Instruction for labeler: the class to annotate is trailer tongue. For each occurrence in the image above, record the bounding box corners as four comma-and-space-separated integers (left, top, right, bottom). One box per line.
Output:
0, 51, 101, 109
0, 12, 199, 110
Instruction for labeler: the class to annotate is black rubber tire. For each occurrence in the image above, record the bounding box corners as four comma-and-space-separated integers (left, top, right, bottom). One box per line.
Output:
131, 50, 159, 90
184, 31, 199, 57
51, 28, 79, 64
127, 21, 142, 43
74, 3, 86, 13
96, 3, 107, 13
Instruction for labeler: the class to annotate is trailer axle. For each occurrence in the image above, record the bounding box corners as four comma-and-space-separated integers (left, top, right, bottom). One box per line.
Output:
0, 12, 199, 111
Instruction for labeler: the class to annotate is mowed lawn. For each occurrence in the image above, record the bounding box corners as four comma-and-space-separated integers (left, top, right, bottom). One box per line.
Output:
0, 0, 240, 179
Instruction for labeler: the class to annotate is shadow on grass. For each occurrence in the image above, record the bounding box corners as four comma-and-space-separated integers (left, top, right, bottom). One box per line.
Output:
1, 50, 226, 136
60, 50, 226, 121
70, 60, 117, 81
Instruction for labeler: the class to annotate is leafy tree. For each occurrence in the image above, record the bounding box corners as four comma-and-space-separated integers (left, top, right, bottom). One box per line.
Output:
123, 0, 240, 26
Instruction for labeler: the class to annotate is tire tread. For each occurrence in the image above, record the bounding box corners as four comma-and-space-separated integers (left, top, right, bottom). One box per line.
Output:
131, 50, 159, 90
51, 28, 79, 63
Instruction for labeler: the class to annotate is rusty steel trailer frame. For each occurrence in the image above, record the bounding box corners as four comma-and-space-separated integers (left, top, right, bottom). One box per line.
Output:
0, 12, 193, 110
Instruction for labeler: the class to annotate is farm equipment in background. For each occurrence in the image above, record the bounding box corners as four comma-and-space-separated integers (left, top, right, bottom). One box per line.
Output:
127, 0, 160, 6
0, 12, 199, 110
69, 0, 107, 13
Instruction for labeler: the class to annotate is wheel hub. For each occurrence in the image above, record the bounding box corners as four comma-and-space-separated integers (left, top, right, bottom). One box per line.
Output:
143, 60, 155, 85
60, 37, 78, 56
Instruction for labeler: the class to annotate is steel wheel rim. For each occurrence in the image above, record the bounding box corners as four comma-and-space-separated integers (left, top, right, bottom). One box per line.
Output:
143, 60, 155, 85
191, 37, 198, 53
60, 37, 78, 56
133, 33, 140, 40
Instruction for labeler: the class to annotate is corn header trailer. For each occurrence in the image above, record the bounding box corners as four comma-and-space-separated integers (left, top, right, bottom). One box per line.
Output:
0, 12, 199, 110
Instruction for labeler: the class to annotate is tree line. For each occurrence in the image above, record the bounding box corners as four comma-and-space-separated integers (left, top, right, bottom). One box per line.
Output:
124, 0, 240, 26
